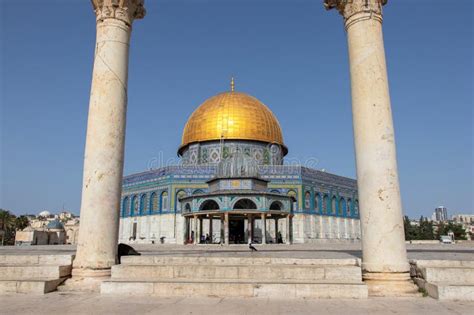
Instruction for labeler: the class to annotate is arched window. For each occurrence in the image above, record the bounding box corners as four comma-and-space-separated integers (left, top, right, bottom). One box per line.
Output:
304, 191, 311, 210
176, 191, 186, 211
149, 192, 158, 213
161, 191, 168, 211
314, 193, 320, 213
354, 199, 359, 216
233, 199, 257, 210
140, 195, 147, 215
322, 194, 328, 214
287, 190, 297, 211
331, 196, 337, 215
338, 198, 346, 216
200, 200, 220, 210
269, 201, 283, 210
122, 197, 130, 217
347, 198, 352, 216
131, 195, 138, 216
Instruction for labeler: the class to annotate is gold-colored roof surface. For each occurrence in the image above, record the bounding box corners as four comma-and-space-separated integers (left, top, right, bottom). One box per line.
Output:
181, 91, 285, 151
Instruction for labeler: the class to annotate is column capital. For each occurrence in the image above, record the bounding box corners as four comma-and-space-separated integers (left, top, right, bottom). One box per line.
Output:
92, 0, 146, 26
324, 0, 387, 24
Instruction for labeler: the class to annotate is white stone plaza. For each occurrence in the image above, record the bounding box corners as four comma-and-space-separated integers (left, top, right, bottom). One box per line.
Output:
1, 243, 473, 303
1, 293, 472, 315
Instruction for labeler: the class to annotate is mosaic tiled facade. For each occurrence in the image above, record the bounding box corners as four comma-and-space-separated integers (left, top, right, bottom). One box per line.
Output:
119, 88, 361, 244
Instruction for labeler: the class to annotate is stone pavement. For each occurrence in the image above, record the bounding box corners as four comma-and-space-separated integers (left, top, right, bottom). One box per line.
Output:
1, 292, 473, 315
2, 242, 472, 260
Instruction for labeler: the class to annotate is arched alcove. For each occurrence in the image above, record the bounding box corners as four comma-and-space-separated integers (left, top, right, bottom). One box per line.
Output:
233, 199, 257, 210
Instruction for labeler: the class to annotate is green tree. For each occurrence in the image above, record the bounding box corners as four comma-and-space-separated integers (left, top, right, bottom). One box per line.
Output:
14, 216, 30, 231
436, 222, 445, 240
0, 209, 16, 245
418, 216, 435, 240
404, 216, 418, 241
437, 222, 467, 240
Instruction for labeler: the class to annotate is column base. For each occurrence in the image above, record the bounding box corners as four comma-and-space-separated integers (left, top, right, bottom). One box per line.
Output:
363, 272, 420, 297
59, 268, 111, 293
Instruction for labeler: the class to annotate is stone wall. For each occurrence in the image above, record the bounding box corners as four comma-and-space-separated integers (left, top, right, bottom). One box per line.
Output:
118, 213, 360, 244
119, 214, 184, 244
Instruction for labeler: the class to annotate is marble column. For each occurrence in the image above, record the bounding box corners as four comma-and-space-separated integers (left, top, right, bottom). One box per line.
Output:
184, 217, 189, 244
220, 214, 225, 244
261, 213, 266, 244
199, 217, 203, 244
224, 213, 229, 245
274, 218, 279, 243
209, 216, 213, 243
247, 214, 253, 243
193, 215, 198, 245
73, 0, 145, 278
285, 216, 291, 244
325, 0, 415, 296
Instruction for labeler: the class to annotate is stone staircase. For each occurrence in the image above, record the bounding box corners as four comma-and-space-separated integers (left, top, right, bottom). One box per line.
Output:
101, 256, 368, 298
410, 259, 474, 301
0, 254, 73, 294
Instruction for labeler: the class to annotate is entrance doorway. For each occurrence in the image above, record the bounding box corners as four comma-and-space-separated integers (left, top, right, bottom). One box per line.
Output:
229, 218, 245, 244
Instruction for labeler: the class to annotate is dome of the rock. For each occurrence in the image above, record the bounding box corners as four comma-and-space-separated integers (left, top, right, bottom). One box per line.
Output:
179, 90, 286, 155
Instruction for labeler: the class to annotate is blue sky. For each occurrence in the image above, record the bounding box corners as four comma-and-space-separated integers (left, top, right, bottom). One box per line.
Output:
1, 0, 472, 218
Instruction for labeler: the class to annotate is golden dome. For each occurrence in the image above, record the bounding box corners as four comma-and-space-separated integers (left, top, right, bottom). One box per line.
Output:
180, 90, 286, 154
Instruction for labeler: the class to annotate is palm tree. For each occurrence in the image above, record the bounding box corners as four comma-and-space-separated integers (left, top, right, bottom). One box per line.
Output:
0, 209, 16, 245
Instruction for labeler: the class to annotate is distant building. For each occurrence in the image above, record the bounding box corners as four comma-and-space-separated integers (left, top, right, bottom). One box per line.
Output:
452, 214, 474, 224
14, 211, 80, 245
432, 206, 448, 222
64, 218, 80, 244
15, 220, 65, 245
57, 211, 74, 222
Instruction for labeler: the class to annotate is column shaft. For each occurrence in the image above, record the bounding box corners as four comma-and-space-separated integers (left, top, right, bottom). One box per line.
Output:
193, 216, 198, 245
220, 214, 224, 244
346, 11, 409, 274
199, 217, 203, 244
285, 216, 291, 244
74, 18, 132, 272
224, 213, 229, 245
73, 1, 145, 279
324, 0, 416, 296
275, 218, 279, 243
261, 213, 266, 244
247, 214, 253, 243
209, 216, 213, 243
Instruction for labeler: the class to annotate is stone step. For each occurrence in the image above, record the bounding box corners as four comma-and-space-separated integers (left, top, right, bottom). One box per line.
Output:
414, 278, 474, 301
101, 278, 368, 299
111, 264, 361, 281
411, 259, 474, 268
121, 256, 360, 267
420, 267, 474, 284
0, 278, 67, 294
0, 265, 71, 280
0, 255, 74, 266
